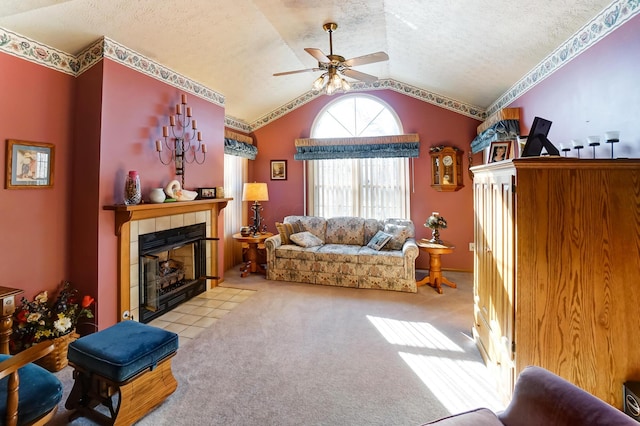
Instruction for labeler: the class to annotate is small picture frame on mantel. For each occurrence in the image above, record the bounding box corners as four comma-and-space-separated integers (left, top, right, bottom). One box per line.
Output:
5, 139, 55, 189
270, 160, 287, 180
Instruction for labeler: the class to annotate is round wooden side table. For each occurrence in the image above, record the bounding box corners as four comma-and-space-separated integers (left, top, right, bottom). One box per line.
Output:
416, 240, 457, 294
232, 233, 273, 277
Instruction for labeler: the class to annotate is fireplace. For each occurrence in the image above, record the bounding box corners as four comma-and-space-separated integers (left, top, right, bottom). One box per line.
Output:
105, 199, 229, 323
138, 223, 207, 323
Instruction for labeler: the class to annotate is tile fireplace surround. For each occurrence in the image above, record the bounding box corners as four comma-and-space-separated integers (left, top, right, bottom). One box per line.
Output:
105, 199, 230, 322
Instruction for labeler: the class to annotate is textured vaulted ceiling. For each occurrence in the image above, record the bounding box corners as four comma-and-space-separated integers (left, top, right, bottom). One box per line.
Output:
0, 0, 613, 124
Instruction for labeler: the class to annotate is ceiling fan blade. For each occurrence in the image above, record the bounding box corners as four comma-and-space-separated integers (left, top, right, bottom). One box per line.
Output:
273, 68, 321, 77
304, 48, 330, 63
341, 68, 379, 83
343, 51, 389, 67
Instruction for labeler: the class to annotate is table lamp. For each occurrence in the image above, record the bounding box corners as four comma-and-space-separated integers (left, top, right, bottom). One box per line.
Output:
242, 182, 269, 236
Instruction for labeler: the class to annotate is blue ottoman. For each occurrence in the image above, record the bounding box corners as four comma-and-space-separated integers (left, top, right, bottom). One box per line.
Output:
65, 321, 178, 425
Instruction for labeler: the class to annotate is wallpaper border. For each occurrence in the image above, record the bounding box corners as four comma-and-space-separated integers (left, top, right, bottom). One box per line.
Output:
1, 0, 636, 132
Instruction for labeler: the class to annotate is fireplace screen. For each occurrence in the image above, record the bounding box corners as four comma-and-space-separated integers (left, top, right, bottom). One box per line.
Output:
139, 223, 206, 323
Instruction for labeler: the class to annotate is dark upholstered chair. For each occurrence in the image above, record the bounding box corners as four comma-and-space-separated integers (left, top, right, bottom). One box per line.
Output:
0, 341, 63, 426
423, 365, 636, 425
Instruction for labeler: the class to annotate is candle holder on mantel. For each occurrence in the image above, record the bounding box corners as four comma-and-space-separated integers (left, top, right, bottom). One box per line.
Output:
605, 131, 620, 159
155, 94, 207, 188
587, 135, 600, 158
572, 139, 584, 158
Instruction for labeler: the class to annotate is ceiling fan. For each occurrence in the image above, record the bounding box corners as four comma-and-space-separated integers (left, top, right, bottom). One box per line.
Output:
273, 22, 389, 95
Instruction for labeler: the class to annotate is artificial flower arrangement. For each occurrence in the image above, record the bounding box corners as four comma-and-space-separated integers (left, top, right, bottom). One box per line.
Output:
425, 212, 448, 230
10, 280, 95, 354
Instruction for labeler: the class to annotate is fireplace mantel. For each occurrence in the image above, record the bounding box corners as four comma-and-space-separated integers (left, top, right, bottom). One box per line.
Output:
105, 198, 231, 321
104, 199, 231, 236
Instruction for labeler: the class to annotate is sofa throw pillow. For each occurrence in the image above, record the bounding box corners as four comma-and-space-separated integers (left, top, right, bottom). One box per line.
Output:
276, 221, 304, 245
289, 231, 324, 248
383, 223, 410, 250
367, 230, 392, 251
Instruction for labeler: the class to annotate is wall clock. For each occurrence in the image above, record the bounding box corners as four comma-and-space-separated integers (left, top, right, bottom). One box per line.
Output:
430, 146, 464, 192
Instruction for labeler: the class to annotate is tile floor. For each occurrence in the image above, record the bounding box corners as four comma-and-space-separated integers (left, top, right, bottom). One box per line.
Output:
148, 286, 256, 346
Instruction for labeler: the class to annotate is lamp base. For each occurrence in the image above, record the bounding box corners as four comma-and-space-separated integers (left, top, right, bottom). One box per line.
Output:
250, 202, 263, 236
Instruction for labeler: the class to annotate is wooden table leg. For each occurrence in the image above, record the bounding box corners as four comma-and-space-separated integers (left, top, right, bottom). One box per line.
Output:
239, 261, 251, 278
0, 314, 13, 355
440, 275, 457, 289
240, 243, 266, 277
416, 274, 431, 288
416, 252, 457, 294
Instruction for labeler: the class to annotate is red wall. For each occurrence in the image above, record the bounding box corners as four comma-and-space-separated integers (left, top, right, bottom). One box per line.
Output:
1, 52, 226, 329
509, 13, 640, 157
251, 90, 480, 271
0, 53, 75, 301
69, 61, 103, 326
89, 59, 226, 327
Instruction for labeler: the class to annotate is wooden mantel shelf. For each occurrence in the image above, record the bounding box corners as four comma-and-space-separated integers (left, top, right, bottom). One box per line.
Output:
104, 198, 232, 236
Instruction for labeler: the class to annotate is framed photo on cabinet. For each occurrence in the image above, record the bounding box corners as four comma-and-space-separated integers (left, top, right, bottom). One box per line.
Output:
5, 139, 55, 189
270, 160, 287, 180
488, 141, 511, 163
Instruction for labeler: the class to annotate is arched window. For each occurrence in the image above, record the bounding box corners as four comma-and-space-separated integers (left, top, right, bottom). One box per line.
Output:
308, 95, 410, 219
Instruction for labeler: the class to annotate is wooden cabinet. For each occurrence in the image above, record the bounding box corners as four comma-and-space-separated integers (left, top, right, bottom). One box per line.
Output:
472, 160, 516, 403
472, 158, 640, 408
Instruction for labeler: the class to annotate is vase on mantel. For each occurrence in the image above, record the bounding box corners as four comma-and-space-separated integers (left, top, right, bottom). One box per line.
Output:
124, 171, 141, 205
149, 188, 166, 204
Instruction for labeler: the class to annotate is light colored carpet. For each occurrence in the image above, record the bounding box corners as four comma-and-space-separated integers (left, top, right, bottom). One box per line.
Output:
50, 269, 503, 425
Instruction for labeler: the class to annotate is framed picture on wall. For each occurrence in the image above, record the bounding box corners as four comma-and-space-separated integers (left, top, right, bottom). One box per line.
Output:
488, 141, 511, 163
270, 160, 287, 180
5, 139, 55, 189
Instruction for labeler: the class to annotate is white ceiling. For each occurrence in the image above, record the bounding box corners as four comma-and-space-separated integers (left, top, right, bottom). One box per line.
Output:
0, 0, 613, 124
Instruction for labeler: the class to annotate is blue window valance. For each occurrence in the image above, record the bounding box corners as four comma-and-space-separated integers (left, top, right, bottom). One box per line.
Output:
294, 134, 420, 160
470, 120, 520, 154
224, 138, 257, 160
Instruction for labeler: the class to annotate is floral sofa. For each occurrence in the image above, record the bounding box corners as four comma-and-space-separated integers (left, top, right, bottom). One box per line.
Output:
264, 216, 419, 292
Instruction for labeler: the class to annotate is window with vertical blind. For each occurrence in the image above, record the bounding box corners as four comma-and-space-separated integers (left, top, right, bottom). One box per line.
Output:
308, 95, 410, 219
223, 153, 248, 271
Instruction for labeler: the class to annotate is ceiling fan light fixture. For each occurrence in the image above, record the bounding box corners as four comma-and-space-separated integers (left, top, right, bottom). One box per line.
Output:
275, 22, 388, 95
328, 72, 342, 89
319, 71, 349, 95
312, 73, 328, 91
325, 81, 337, 95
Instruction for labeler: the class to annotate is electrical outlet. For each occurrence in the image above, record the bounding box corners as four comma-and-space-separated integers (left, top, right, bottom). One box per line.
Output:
469, 242, 475, 251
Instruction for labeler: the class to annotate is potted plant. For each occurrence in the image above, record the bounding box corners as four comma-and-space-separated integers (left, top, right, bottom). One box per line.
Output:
424, 212, 448, 244
11, 280, 95, 371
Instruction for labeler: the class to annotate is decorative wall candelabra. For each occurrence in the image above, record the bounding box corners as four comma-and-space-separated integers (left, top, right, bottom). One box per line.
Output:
155, 94, 207, 187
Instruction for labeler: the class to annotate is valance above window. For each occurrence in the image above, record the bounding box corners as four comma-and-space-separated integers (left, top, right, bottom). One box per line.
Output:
224, 130, 257, 160
294, 134, 420, 160
224, 138, 257, 159
470, 119, 520, 154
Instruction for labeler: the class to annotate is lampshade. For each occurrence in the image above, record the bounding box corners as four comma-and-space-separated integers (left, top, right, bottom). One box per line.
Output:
242, 182, 269, 202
